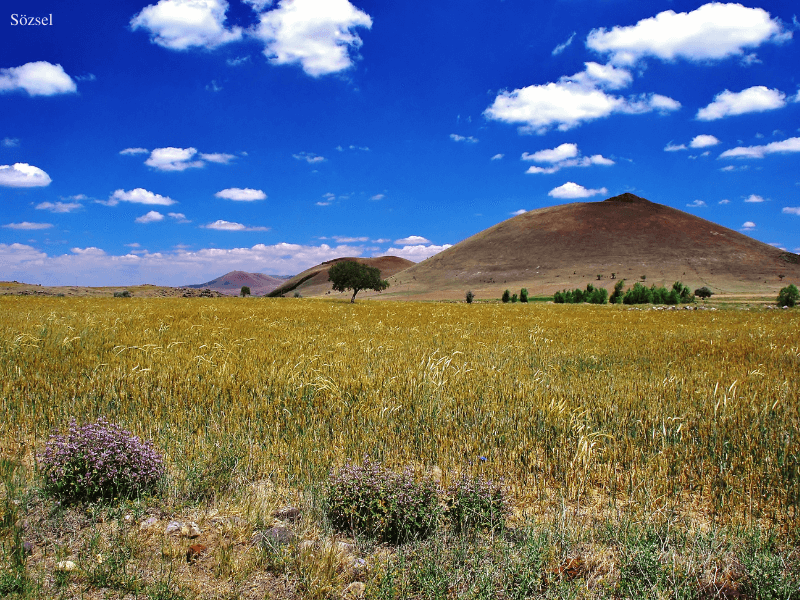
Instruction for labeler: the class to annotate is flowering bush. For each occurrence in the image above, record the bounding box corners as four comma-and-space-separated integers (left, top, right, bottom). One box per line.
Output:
38, 418, 164, 503
446, 474, 506, 533
326, 458, 441, 544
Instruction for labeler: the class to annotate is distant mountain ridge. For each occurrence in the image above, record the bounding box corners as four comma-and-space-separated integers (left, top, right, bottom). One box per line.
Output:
186, 271, 288, 296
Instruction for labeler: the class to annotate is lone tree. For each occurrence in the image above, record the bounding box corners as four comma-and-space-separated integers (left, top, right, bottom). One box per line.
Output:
694, 286, 713, 300
240, 285, 251, 297
328, 260, 389, 303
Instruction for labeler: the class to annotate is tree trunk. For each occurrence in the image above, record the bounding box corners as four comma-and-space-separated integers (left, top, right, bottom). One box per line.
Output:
351, 290, 358, 303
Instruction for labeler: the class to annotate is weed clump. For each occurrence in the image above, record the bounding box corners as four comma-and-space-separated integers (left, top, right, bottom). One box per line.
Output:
445, 474, 506, 533
38, 417, 164, 503
326, 458, 440, 544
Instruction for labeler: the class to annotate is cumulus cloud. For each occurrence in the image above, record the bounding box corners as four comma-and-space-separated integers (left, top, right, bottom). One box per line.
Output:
522, 143, 614, 174
690, 135, 721, 148
168, 212, 190, 223
384, 244, 451, 261
719, 137, 800, 159
107, 188, 176, 206
135, 210, 165, 224
686, 200, 706, 208
394, 235, 431, 245
2, 222, 53, 230
548, 182, 608, 199
131, 0, 243, 50
484, 62, 679, 134
120, 147, 149, 155
587, 3, 790, 66
251, 0, 373, 77
697, 86, 786, 121
0, 241, 381, 285
744, 194, 766, 203
450, 134, 478, 143
293, 151, 325, 163
145, 147, 204, 171
741, 221, 756, 231
215, 188, 267, 201
35, 201, 82, 213
782, 207, 800, 216
552, 32, 576, 56
0, 62, 77, 96
203, 220, 269, 231
0, 163, 52, 187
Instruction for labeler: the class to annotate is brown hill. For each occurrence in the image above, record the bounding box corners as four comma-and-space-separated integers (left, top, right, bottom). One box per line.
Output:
268, 256, 415, 298
187, 270, 286, 296
382, 193, 800, 300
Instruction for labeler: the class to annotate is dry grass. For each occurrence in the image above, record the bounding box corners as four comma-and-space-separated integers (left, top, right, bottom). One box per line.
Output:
0, 296, 798, 598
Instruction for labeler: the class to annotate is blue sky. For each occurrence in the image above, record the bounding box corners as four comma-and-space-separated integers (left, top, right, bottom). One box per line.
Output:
1, 0, 799, 286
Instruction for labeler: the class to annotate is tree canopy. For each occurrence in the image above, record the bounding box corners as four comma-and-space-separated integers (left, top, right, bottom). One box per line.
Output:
328, 261, 389, 302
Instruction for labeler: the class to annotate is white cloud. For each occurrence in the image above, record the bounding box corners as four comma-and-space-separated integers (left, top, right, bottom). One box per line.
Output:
491, 154, 504, 161
370, 193, 385, 200
0, 163, 52, 187
293, 151, 325, 163
697, 86, 786, 121
690, 135, 721, 148
686, 200, 706, 208
203, 220, 269, 231
719, 199, 731, 204
744, 194, 766, 203
145, 147, 204, 171
168, 212, 190, 223
548, 182, 608, 199
0, 62, 77, 96
135, 210, 165, 224
782, 207, 800, 216
215, 188, 267, 201
2, 137, 20, 147
2, 222, 53, 230
108, 188, 176, 206
664, 142, 687, 152
741, 221, 756, 231
200, 152, 235, 164
587, 3, 790, 66
450, 134, 478, 143
130, 0, 243, 50
719, 137, 800, 159
226, 55, 250, 66
384, 244, 450, 261
120, 147, 149, 155
333, 236, 368, 242
484, 62, 679, 134
552, 32, 576, 56
523, 143, 578, 163
512, 209, 527, 216
35, 201, 82, 213
251, 0, 373, 77
522, 144, 614, 174
0, 242, 376, 285
394, 235, 431, 245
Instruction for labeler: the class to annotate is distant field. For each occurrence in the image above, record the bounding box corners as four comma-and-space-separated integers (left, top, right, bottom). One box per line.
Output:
1, 297, 798, 598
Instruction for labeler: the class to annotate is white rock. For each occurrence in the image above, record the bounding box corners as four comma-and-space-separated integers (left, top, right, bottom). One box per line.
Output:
140, 516, 158, 530
181, 522, 201, 538
56, 560, 77, 572
164, 521, 182, 535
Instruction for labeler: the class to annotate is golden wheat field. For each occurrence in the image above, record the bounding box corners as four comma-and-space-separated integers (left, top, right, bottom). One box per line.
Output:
1, 296, 798, 527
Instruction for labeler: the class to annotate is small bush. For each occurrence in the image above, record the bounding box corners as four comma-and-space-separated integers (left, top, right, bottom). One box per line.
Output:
446, 475, 506, 533
695, 286, 713, 300
511, 293, 518, 303
520, 288, 528, 303
465, 290, 474, 304
502, 290, 510, 303
777, 284, 798, 307
326, 458, 441, 544
113, 290, 131, 298
38, 418, 164, 503
609, 279, 625, 304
